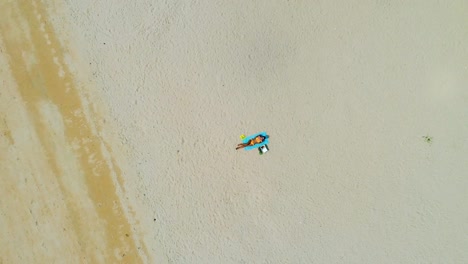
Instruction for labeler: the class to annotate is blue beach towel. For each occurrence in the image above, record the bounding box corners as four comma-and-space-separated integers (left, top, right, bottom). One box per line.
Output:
242, 132, 269, 151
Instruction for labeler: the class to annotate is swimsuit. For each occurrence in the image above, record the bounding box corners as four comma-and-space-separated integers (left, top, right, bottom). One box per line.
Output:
249, 137, 263, 146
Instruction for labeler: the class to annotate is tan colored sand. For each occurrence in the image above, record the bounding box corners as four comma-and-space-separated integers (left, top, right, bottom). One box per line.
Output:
1, 0, 468, 263
0, 1, 148, 263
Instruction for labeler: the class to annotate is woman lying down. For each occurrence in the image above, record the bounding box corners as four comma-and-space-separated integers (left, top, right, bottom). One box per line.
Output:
235, 134, 269, 150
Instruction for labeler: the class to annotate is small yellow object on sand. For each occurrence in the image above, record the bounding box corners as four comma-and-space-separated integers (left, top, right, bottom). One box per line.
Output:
240, 134, 246, 139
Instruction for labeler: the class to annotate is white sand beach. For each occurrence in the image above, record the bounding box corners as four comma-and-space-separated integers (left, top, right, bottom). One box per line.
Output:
1, 0, 467, 263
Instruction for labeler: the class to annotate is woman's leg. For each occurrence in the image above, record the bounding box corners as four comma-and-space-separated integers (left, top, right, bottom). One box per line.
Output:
236, 143, 248, 150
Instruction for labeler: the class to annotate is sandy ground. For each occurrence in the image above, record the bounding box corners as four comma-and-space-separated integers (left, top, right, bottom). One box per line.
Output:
1, 0, 467, 263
